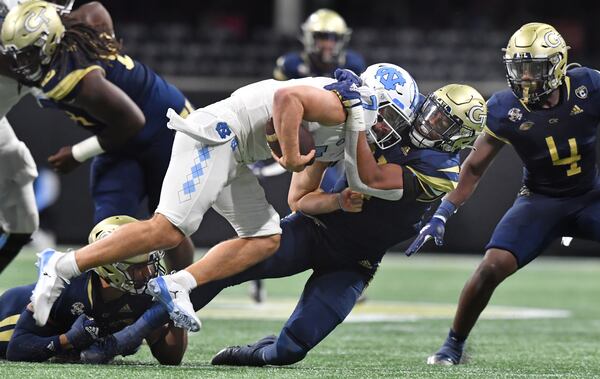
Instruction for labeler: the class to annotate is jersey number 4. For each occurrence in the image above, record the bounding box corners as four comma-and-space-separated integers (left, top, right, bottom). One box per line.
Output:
545, 136, 581, 176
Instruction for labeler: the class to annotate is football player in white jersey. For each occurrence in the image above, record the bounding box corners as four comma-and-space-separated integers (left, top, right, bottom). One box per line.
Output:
0, 0, 39, 274
30, 64, 418, 331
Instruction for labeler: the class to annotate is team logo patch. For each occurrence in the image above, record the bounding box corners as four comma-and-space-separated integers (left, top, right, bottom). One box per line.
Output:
575, 85, 588, 99
467, 105, 486, 125
519, 121, 534, 131
507, 107, 523, 122
70, 302, 85, 315
548, 118, 560, 125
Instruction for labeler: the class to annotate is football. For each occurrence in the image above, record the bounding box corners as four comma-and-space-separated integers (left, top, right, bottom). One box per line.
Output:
265, 118, 315, 165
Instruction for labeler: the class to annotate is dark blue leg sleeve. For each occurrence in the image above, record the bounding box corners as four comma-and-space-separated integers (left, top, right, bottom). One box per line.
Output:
260, 269, 367, 365
6, 310, 63, 362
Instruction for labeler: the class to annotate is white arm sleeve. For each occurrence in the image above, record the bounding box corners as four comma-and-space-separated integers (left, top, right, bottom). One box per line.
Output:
343, 106, 404, 201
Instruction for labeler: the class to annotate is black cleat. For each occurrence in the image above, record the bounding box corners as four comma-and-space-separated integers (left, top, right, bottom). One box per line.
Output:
211, 335, 276, 367
426, 336, 464, 365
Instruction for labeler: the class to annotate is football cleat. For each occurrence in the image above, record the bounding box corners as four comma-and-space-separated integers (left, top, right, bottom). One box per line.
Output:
30, 249, 69, 326
80, 335, 118, 364
248, 280, 266, 303
426, 336, 464, 365
146, 276, 201, 332
211, 335, 276, 366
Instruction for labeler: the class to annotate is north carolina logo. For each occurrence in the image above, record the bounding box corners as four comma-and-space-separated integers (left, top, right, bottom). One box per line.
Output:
24, 8, 50, 33
467, 105, 486, 126
519, 121, 534, 131
375, 67, 406, 91
70, 302, 85, 315
507, 107, 523, 122
575, 85, 588, 99
543, 31, 562, 48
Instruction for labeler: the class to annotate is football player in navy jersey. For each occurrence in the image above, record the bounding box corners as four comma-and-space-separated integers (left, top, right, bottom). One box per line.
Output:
0, 215, 186, 364
405, 23, 600, 365
0, 1, 195, 271
274, 9, 365, 81
90, 74, 487, 366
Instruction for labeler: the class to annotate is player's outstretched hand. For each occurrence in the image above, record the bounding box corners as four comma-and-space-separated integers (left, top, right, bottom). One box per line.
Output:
48, 146, 81, 174
65, 314, 100, 350
333, 68, 362, 86
405, 216, 446, 256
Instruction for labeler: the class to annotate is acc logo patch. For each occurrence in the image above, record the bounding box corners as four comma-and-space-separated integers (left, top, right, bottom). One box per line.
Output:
519, 121, 534, 131
70, 302, 85, 315
507, 107, 523, 122
575, 85, 588, 99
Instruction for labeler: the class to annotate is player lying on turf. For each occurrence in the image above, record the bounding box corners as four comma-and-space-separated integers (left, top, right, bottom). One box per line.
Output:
78, 68, 488, 366
27, 61, 415, 331
0, 216, 186, 364
405, 22, 600, 365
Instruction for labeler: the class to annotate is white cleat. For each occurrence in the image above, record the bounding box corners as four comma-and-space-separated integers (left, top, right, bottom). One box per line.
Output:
146, 276, 201, 332
31, 249, 69, 326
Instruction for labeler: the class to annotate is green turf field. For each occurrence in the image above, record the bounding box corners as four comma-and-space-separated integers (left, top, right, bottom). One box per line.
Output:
1, 248, 599, 378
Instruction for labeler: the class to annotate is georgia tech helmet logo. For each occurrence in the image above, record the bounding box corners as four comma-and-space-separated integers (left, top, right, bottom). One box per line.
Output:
543, 31, 562, 48
24, 8, 50, 33
467, 104, 486, 125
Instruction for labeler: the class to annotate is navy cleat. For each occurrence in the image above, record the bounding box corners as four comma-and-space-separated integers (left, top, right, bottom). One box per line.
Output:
80, 335, 118, 364
211, 335, 277, 366
146, 275, 201, 332
426, 335, 465, 365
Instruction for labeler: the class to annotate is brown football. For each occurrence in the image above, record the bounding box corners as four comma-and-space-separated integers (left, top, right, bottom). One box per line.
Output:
265, 118, 315, 165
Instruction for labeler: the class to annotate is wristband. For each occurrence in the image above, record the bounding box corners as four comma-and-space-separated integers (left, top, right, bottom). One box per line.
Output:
71, 136, 105, 162
433, 199, 458, 222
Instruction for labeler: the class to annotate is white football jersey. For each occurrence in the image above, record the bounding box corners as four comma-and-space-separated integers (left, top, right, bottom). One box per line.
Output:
228, 77, 378, 162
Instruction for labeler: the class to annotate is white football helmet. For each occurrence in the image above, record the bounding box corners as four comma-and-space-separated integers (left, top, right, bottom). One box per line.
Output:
88, 215, 165, 295
360, 63, 420, 149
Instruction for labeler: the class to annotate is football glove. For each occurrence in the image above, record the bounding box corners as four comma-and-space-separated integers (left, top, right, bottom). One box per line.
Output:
324, 79, 362, 110
333, 68, 362, 86
65, 314, 99, 350
405, 216, 446, 256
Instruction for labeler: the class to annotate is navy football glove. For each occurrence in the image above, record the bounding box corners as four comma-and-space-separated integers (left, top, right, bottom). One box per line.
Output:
333, 68, 362, 86
324, 79, 362, 109
65, 314, 99, 350
405, 216, 446, 256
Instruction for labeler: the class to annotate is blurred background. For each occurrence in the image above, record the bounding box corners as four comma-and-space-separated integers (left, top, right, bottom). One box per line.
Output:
9, 0, 600, 256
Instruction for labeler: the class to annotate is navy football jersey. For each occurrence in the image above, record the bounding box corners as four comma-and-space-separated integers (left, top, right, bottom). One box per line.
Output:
36, 37, 192, 148
273, 50, 366, 80
316, 143, 460, 265
485, 67, 600, 196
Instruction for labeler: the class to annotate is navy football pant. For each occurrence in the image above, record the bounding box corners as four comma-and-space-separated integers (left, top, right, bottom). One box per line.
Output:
189, 213, 370, 365
486, 179, 600, 267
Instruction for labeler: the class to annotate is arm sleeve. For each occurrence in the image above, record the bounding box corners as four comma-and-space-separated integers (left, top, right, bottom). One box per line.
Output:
343, 106, 404, 201
6, 310, 63, 362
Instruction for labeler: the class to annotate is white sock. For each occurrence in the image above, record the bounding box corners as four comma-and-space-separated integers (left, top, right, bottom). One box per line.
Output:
170, 270, 197, 293
56, 251, 81, 278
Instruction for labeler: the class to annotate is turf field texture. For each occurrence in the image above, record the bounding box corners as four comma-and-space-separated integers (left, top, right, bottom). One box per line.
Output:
1, 247, 599, 378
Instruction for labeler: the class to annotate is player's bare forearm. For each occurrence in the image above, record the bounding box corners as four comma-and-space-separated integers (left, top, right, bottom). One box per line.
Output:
147, 324, 187, 365
355, 132, 404, 189
288, 161, 328, 211
296, 191, 339, 215
446, 133, 504, 206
